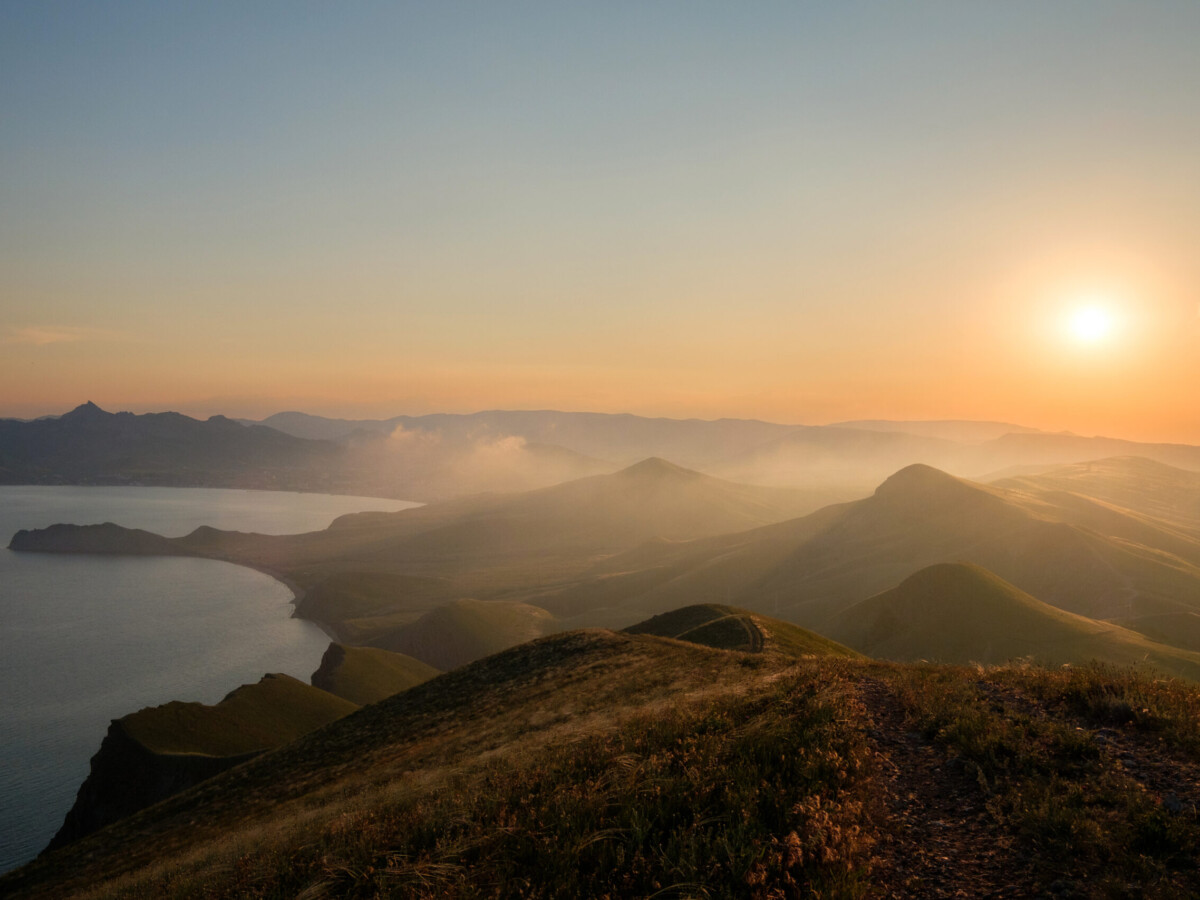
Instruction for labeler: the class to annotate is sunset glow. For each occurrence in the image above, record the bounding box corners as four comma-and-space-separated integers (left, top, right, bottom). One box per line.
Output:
1, 4, 1198, 442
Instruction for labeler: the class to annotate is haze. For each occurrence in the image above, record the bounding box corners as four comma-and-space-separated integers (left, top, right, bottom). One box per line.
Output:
3, 3, 1199, 442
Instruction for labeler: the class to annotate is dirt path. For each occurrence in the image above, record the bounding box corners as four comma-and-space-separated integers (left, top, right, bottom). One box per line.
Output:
856, 678, 1042, 899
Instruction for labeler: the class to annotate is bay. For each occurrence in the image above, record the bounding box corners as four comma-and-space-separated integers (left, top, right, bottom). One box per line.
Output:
0, 486, 418, 874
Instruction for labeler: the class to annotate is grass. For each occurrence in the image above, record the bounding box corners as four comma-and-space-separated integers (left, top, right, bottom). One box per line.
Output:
891, 663, 1200, 896
8, 633, 1200, 899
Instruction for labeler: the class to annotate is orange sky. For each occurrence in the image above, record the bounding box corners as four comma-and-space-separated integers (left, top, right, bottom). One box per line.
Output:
3, 4, 1199, 443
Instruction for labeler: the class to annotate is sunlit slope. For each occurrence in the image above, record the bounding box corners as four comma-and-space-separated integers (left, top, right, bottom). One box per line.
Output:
991, 456, 1200, 540
829, 564, 1200, 681
366, 598, 558, 671
540, 464, 1200, 628
7, 629, 835, 898
625, 603, 861, 658
310, 643, 439, 706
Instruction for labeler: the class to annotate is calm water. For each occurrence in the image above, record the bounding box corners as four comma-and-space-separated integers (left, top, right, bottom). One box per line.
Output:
0, 486, 418, 874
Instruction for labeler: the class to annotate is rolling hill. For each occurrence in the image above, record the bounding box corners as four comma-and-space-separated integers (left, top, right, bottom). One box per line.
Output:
537, 463, 1200, 632
828, 563, 1200, 681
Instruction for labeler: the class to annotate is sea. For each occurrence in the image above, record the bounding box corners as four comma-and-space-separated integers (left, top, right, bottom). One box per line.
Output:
0, 486, 419, 874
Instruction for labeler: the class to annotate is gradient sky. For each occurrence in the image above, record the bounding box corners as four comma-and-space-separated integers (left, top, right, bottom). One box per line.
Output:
3, 2, 1199, 441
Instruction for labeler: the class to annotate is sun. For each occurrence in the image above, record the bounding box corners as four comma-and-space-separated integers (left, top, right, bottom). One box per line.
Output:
1067, 304, 1116, 344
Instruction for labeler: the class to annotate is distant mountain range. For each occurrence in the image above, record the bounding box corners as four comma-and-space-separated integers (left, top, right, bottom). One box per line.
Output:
7, 402, 1200, 504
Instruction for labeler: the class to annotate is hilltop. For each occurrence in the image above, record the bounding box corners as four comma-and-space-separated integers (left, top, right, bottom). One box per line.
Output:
5, 621, 1200, 899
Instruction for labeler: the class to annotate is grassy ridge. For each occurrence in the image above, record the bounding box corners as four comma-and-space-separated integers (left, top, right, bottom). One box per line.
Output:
5, 628, 1200, 898
122, 674, 358, 757
625, 602, 861, 659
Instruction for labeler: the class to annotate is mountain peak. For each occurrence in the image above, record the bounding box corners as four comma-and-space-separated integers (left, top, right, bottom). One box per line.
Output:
63, 401, 109, 419
873, 463, 976, 500
615, 457, 703, 481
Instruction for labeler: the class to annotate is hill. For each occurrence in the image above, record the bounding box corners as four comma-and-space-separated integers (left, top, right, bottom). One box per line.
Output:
7, 628, 1200, 898
625, 602, 861, 658
829, 564, 1200, 680
537, 463, 1200, 633
309, 643, 440, 705
45, 674, 357, 853
10, 459, 827, 650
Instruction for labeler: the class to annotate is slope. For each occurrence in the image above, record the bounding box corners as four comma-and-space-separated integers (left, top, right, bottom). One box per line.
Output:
8, 628, 1200, 899
46, 674, 357, 853
539, 463, 1200, 630
991, 456, 1200, 539
310, 643, 440, 706
829, 563, 1200, 681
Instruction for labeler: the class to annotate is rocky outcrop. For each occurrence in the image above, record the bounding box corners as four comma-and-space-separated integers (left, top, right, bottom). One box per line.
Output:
45, 722, 258, 852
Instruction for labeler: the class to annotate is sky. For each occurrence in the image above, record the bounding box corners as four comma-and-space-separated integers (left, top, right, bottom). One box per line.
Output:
3, 2, 1199, 442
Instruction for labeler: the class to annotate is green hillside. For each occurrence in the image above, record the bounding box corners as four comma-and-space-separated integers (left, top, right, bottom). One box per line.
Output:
8, 627, 1200, 899
829, 563, 1200, 681
310, 643, 440, 705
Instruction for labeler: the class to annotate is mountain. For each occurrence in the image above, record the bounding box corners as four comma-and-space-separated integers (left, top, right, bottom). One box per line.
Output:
249, 408, 801, 467
0, 402, 343, 492
537, 463, 1200, 632
7, 625, 1200, 898
832, 419, 1045, 442
828, 563, 1200, 680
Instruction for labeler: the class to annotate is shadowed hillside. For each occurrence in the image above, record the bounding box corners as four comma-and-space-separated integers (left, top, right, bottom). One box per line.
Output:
46, 674, 357, 853
310, 643, 440, 705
